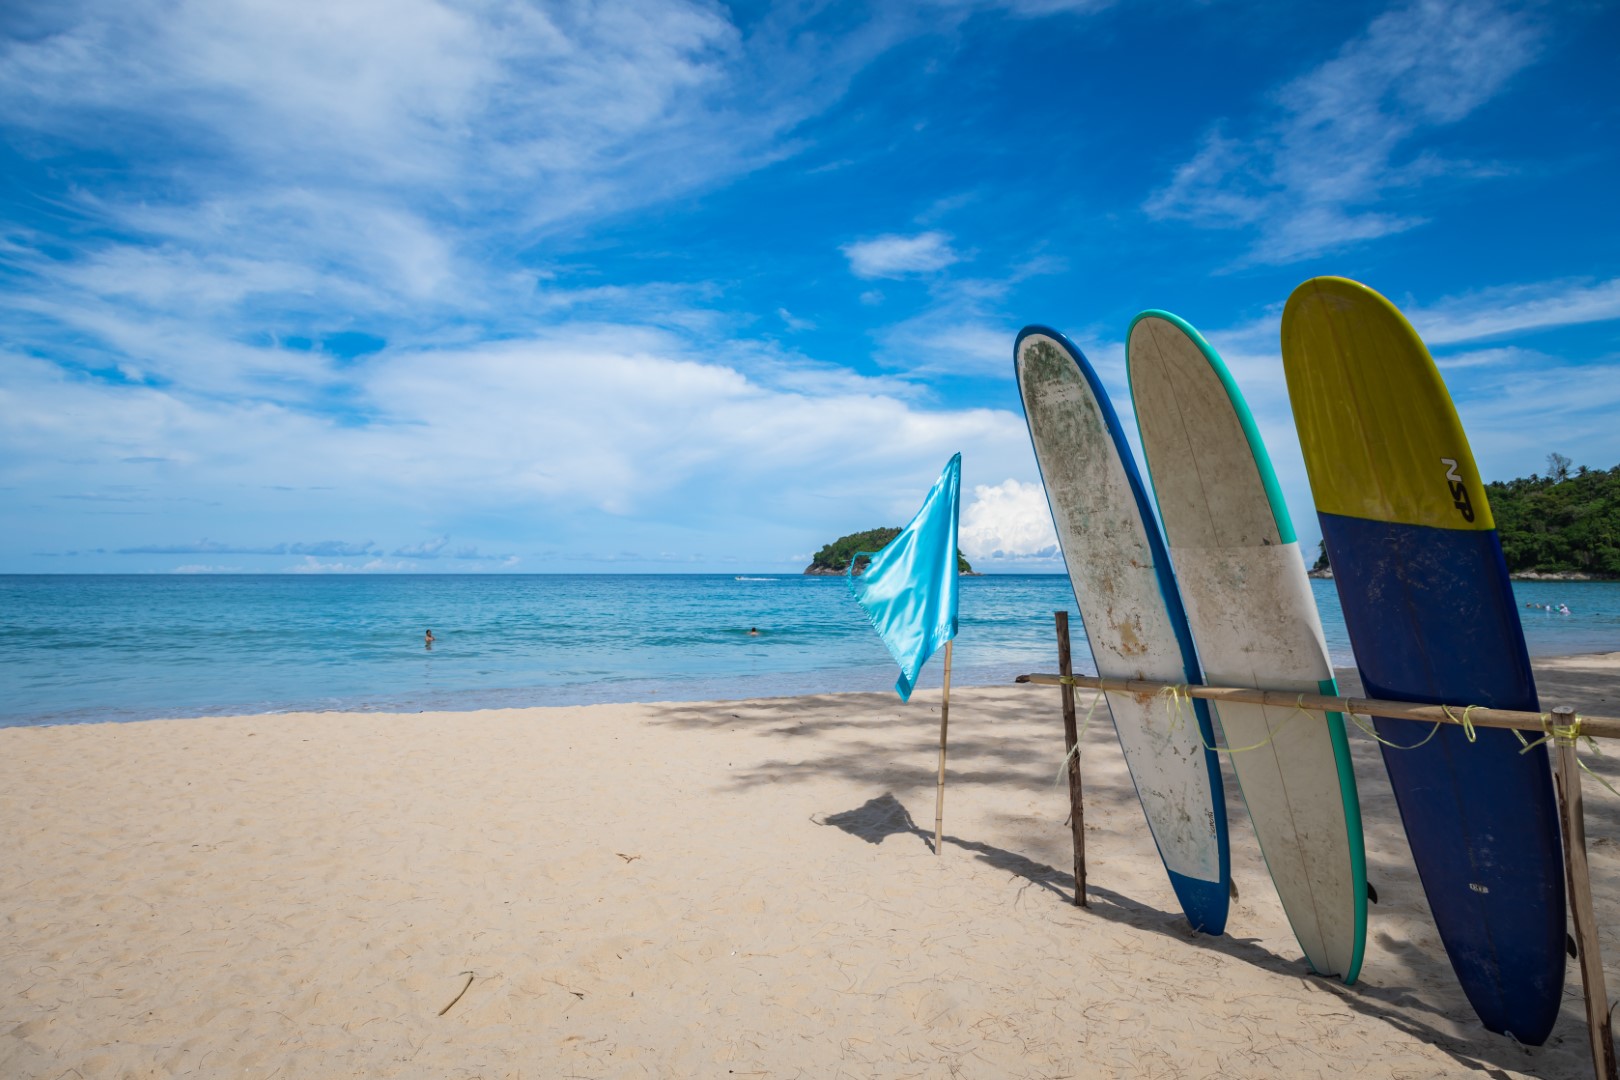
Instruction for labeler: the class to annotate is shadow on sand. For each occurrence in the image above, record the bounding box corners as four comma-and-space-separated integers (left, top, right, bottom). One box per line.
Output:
819, 790, 1538, 1078
645, 684, 1602, 1076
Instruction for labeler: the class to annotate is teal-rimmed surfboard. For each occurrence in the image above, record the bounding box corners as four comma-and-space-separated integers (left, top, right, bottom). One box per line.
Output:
1282, 277, 1565, 1042
1127, 310, 1366, 982
1016, 325, 1230, 933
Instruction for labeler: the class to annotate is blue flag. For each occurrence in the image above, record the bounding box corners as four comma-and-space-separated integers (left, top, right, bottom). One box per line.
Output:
850, 453, 962, 702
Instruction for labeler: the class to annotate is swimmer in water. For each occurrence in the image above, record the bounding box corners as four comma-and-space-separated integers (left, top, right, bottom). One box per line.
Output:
748, 627, 759, 636
425, 628, 435, 648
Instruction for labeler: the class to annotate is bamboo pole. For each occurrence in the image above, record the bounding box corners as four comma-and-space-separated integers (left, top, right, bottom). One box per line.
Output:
1013, 672, 1620, 740
1054, 612, 1087, 906
933, 639, 954, 856
1553, 706, 1619, 1080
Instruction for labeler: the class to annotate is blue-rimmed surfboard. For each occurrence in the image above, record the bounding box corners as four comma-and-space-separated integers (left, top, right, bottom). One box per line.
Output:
1015, 325, 1229, 934
1281, 277, 1565, 1042
1127, 310, 1367, 982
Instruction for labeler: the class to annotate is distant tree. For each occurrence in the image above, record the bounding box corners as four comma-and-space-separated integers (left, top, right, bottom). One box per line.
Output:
808, 527, 974, 574
1310, 540, 1330, 573
1487, 461, 1620, 576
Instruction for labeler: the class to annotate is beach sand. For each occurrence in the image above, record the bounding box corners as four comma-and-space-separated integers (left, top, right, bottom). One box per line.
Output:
3, 655, 1619, 1078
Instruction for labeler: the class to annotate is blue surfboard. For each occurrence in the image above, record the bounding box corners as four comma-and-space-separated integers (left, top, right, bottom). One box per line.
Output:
1282, 278, 1565, 1043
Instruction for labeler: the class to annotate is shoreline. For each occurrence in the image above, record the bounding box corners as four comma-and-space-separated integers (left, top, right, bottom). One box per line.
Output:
4, 654, 1619, 1076
1310, 569, 1619, 582
7, 647, 1618, 732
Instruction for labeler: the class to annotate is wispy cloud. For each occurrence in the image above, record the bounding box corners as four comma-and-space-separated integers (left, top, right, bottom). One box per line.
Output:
841, 232, 961, 279
869, 253, 1067, 375
1433, 346, 1534, 370
391, 537, 509, 560
776, 307, 815, 332
0, 0, 940, 372
1408, 277, 1620, 344
0, 321, 1041, 567
879, 318, 1015, 376
1145, 0, 1542, 263
286, 557, 427, 574
116, 539, 378, 556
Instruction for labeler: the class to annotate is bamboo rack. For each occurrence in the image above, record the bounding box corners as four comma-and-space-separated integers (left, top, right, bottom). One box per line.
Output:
1015, 672, 1620, 738
1016, 668, 1619, 1080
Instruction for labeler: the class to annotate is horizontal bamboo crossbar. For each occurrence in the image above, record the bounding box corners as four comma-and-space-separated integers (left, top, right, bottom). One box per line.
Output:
1014, 672, 1620, 741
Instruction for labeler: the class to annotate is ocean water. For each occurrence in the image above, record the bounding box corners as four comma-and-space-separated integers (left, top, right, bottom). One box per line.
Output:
1, 574, 1616, 728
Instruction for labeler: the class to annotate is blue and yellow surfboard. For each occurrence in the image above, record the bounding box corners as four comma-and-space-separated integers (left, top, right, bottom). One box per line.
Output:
1281, 277, 1565, 1044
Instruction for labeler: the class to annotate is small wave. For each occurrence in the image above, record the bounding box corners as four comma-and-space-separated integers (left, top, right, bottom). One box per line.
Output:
734, 576, 776, 581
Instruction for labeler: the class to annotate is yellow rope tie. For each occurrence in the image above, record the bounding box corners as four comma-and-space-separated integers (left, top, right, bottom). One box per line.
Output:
1345, 710, 1443, 751
1159, 683, 1185, 735
1544, 714, 1620, 801
1514, 712, 1560, 755
1439, 704, 1481, 744
1588, 759, 1620, 802
1053, 684, 1105, 787
1151, 685, 1305, 755
1483, 711, 1620, 803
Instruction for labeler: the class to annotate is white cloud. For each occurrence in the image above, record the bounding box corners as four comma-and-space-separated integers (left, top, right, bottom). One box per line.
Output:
1408, 278, 1620, 344
930, 0, 1114, 13
0, 0, 946, 350
286, 557, 425, 574
0, 1, 746, 212
776, 307, 815, 332
879, 319, 1015, 376
1146, 0, 1542, 263
0, 324, 1042, 568
960, 478, 1059, 562
869, 257, 1067, 375
1433, 346, 1532, 370
393, 536, 450, 557
841, 231, 961, 279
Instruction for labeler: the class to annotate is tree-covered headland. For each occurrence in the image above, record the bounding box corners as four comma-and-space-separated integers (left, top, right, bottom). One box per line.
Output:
805, 527, 975, 575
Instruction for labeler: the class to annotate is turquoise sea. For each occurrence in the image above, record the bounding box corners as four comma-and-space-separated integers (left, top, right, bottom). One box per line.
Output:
1, 574, 1616, 728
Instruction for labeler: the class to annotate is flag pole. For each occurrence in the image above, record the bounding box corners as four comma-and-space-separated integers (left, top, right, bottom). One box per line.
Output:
933, 639, 953, 855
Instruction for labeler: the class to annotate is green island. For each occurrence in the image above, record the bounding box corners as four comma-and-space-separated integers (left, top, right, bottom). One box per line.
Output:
1310, 456, 1619, 579
804, 527, 976, 576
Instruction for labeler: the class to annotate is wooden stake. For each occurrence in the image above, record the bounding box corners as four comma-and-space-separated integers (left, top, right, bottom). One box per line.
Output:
934, 639, 953, 855
1054, 611, 1087, 907
1552, 705, 1618, 1080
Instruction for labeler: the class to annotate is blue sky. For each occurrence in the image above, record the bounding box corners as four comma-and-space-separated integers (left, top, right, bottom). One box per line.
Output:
3, 0, 1617, 573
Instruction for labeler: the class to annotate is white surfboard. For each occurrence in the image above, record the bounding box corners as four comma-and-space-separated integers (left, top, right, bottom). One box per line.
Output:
1016, 325, 1229, 933
1127, 310, 1366, 980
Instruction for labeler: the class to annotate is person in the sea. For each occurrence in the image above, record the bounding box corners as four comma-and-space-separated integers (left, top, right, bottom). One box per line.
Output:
425, 628, 435, 648
748, 627, 760, 636
1559, 603, 1571, 615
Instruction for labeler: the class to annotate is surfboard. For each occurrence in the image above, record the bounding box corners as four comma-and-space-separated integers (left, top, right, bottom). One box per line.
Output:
1015, 325, 1229, 934
1281, 277, 1565, 1043
1127, 310, 1367, 982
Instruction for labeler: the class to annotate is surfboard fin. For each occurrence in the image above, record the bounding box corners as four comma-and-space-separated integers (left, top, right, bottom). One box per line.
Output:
1366, 882, 1379, 904
1568, 934, 1579, 960
1229, 879, 1239, 901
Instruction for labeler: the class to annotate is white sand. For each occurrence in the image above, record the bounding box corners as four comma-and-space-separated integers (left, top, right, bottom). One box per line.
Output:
3, 654, 1619, 1078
